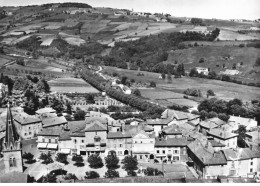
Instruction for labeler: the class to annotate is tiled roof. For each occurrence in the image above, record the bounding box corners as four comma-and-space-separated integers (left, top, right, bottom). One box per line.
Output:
68, 120, 86, 133
208, 139, 225, 147
38, 127, 71, 140
125, 124, 154, 136
206, 117, 226, 126
85, 116, 107, 124
222, 148, 260, 161
161, 109, 199, 120
207, 128, 238, 140
107, 131, 132, 139
84, 120, 107, 132
13, 112, 41, 125
132, 130, 150, 138
141, 118, 172, 125
163, 125, 182, 135
42, 116, 67, 128
0, 171, 27, 183
36, 107, 56, 114
229, 115, 257, 127
199, 121, 218, 129
188, 140, 227, 166
155, 137, 189, 147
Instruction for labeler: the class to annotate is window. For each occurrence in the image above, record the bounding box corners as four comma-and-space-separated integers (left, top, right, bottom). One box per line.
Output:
113, 144, 116, 148
43, 139, 45, 143
119, 144, 123, 147
29, 132, 31, 135
162, 150, 165, 154
150, 141, 153, 143
168, 150, 171, 153
141, 141, 142, 143
157, 150, 160, 154
251, 162, 253, 166
55, 139, 58, 143
118, 151, 122, 155
140, 155, 142, 159
96, 132, 98, 135
82, 140, 84, 143
49, 139, 51, 143
74, 139, 77, 144
9, 158, 13, 167
174, 150, 178, 154
29, 127, 31, 130
250, 168, 253, 172
135, 141, 137, 143
13, 158, 16, 167
24, 133, 27, 136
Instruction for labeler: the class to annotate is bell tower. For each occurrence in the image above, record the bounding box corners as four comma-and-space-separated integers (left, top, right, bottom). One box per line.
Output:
2, 102, 23, 173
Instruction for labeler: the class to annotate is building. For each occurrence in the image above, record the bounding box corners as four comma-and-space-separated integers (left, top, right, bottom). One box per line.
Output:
228, 116, 258, 131
187, 140, 227, 179
13, 112, 42, 139
222, 148, 260, 177
1, 103, 23, 173
154, 137, 189, 162
207, 128, 238, 149
94, 95, 124, 108
208, 138, 226, 152
140, 118, 171, 136
245, 130, 260, 152
42, 116, 67, 128
162, 125, 183, 138
35, 107, 57, 120
106, 131, 132, 159
161, 109, 200, 126
195, 67, 209, 75
131, 130, 155, 162
198, 121, 218, 135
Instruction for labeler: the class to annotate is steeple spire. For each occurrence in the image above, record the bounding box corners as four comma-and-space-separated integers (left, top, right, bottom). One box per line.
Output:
3, 102, 20, 151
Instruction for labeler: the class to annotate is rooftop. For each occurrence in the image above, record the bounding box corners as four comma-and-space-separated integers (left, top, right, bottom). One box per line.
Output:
208, 139, 225, 147
13, 112, 41, 125
107, 131, 132, 139
36, 107, 56, 114
207, 128, 238, 140
206, 117, 226, 126
222, 148, 260, 161
42, 116, 67, 128
141, 118, 172, 125
0, 171, 28, 183
155, 137, 189, 147
188, 140, 227, 166
163, 125, 183, 135
199, 121, 218, 129
84, 120, 107, 132
161, 109, 199, 121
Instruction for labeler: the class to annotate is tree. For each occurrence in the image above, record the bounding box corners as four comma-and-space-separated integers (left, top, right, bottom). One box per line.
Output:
161, 73, 166, 80
64, 173, 78, 181
143, 167, 163, 176
191, 18, 203, 25
66, 103, 72, 115
104, 169, 120, 178
166, 72, 172, 83
150, 81, 156, 87
199, 58, 205, 63
218, 113, 230, 122
199, 110, 208, 120
50, 98, 64, 113
133, 89, 141, 97
72, 155, 84, 167
22, 152, 35, 163
208, 111, 218, 118
27, 175, 36, 183
87, 154, 104, 169
121, 76, 128, 85
74, 109, 86, 120
207, 89, 215, 98
85, 171, 100, 179
37, 79, 50, 93
55, 153, 68, 164
105, 154, 120, 170
38, 173, 56, 183
254, 57, 260, 67
236, 125, 247, 148
189, 68, 199, 77
121, 155, 138, 176
39, 152, 53, 165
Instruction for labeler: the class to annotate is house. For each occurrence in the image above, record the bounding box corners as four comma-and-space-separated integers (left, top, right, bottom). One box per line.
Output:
207, 128, 238, 149
106, 131, 132, 159
161, 109, 200, 126
36, 107, 56, 120
126, 124, 154, 135
70, 118, 108, 157
228, 116, 258, 131
42, 116, 67, 128
198, 121, 218, 135
222, 148, 260, 177
195, 67, 209, 75
245, 130, 260, 152
206, 117, 226, 127
162, 125, 183, 138
208, 138, 226, 152
94, 95, 124, 108
187, 140, 227, 179
140, 118, 171, 136
154, 137, 189, 162
131, 130, 155, 162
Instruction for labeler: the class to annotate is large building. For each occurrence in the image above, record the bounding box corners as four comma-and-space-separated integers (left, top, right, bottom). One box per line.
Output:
1, 103, 24, 173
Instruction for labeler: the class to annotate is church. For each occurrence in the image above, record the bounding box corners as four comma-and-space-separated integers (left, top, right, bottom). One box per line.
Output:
1, 103, 24, 173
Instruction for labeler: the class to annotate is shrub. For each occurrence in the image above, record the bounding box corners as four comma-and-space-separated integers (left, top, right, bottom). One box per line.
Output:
72, 155, 84, 167
88, 154, 104, 169
55, 153, 68, 164
254, 57, 260, 67
218, 113, 230, 122
39, 152, 53, 164
207, 89, 215, 97
239, 43, 245, 47
85, 171, 100, 179
150, 81, 156, 87
105, 154, 120, 170
104, 169, 120, 178
49, 169, 67, 176
143, 167, 163, 176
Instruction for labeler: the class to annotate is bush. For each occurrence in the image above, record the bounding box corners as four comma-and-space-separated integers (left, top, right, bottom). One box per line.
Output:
184, 88, 202, 97
104, 169, 120, 178
143, 167, 163, 176
39, 152, 53, 164
72, 155, 84, 167
105, 154, 120, 170
218, 113, 230, 122
49, 169, 67, 176
150, 81, 156, 87
87, 154, 104, 169
55, 153, 68, 164
133, 89, 141, 97
121, 155, 138, 176
85, 171, 100, 179
254, 57, 260, 67
64, 173, 78, 180
199, 58, 205, 63
207, 89, 215, 97
239, 43, 245, 47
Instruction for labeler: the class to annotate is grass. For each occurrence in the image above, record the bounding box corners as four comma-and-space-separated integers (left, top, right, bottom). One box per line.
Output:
102, 66, 260, 101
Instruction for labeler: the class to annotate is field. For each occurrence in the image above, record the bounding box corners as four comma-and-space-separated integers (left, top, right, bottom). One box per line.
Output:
48, 77, 99, 93
217, 30, 260, 40
102, 66, 260, 102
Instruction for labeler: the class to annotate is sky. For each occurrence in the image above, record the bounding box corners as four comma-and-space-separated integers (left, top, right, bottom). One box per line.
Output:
1, 0, 260, 20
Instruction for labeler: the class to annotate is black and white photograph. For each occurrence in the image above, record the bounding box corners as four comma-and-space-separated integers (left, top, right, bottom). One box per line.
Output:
0, 0, 259, 183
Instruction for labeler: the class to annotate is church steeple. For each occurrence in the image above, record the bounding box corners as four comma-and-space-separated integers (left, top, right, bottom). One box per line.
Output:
3, 102, 20, 151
